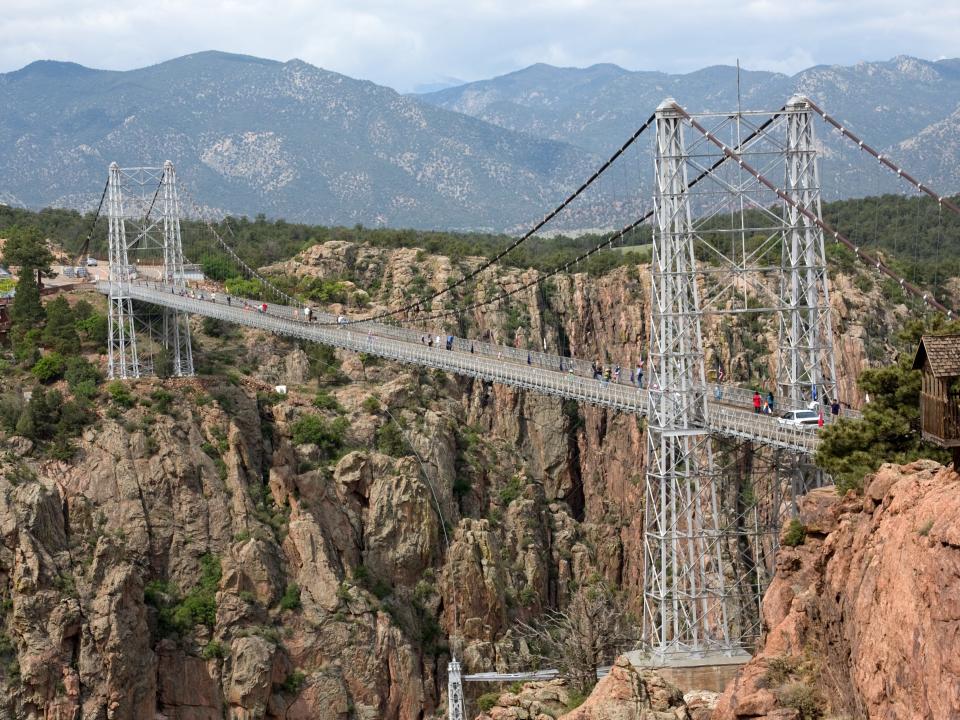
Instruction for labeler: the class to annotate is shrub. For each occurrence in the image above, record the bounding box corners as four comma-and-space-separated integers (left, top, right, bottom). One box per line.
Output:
375, 420, 406, 457
107, 381, 135, 408
280, 670, 307, 694
279, 583, 301, 611
498, 475, 525, 506
42, 296, 79, 353
313, 390, 344, 413
918, 519, 934, 536
782, 519, 807, 547
477, 692, 500, 712
201, 641, 226, 660
31, 353, 67, 383
361, 395, 381, 413
762, 655, 799, 687
146, 554, 222, 638
290, 414, 348, 461
777, 681, 823, 720
65, 356, 101, 391
150, 389, 174, 414
452, 475, 472, 499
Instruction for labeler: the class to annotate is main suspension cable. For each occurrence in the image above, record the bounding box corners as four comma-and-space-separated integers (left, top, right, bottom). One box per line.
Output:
806, 98, 960, 220
177, 180, 303, 308
71, 179, 109, 266
331, 112, 659, 326
677, 102, 957, 317
319, 107, 786, 328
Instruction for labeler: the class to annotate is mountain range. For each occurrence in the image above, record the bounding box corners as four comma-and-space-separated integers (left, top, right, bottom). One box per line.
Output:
2, 51, 960, 231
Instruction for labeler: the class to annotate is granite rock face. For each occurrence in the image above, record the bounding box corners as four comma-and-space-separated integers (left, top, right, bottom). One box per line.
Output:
713, 460, 960, 720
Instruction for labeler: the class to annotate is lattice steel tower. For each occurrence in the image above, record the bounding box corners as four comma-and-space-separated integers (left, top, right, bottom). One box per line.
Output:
447, 659, 464, 720
641, 100, 732, 658
777, 96, 837, 406
106, 161, 194, 379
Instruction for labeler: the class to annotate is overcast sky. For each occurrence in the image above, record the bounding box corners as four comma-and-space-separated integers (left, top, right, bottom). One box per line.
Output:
2, 0, 958, 92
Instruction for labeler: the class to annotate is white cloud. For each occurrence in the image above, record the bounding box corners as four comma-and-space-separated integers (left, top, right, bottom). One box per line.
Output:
0, 0, 957, 90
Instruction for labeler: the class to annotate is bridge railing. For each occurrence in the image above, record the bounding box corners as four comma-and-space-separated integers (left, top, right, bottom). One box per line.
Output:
121, 280, 858, 419
103, 281, 833, 453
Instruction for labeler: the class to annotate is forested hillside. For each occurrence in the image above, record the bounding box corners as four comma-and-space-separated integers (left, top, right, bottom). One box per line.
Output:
3, 192, 958, 294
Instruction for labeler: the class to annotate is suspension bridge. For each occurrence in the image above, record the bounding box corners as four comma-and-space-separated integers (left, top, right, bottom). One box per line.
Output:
80, 95, 959, 718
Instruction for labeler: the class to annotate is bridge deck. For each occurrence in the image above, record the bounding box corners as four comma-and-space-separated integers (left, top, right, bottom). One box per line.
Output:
100, 281, 826, 453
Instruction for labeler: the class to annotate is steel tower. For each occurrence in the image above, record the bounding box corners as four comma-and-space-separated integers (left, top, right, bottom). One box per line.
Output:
777, 95, 837, 407
106, 162, 140, 379
160, 161, 194, 376
641, 100, 732, 658
447, 659, 464, 720
106, 162, 194, 379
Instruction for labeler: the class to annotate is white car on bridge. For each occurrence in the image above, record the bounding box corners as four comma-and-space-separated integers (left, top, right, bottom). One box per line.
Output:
777, 409, 820, 427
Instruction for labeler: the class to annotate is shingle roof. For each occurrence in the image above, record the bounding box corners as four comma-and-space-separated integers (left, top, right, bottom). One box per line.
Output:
912, 335, 960, 376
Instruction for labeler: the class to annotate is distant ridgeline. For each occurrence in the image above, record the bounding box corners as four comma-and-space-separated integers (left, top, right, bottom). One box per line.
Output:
1, 193, 958, 291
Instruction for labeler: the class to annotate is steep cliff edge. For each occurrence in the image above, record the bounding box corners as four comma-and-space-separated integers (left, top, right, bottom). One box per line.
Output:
0, 236, 918, 719
713, 460, 960, 720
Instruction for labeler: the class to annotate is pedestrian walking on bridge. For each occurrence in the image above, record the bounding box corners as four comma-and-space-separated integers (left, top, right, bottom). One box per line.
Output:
753, 391, 762, 413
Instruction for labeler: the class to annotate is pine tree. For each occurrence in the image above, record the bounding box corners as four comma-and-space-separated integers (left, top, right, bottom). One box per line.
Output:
42, 296, 79, 354
9, 271, 44, 330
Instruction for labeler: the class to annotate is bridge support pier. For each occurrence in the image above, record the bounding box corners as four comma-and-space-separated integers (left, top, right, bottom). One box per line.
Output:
642, 100, 735, 659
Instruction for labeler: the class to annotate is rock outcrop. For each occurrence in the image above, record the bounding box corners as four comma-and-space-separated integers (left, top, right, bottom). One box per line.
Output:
713, 460, 960, 720
473, 658, 696, 720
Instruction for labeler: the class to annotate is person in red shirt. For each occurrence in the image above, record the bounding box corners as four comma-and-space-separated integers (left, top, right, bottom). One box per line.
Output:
752, 391, 762, 413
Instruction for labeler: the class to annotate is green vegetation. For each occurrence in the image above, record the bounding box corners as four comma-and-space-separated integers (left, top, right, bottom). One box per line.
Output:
782, 519, 808, 547
816, 318, 957, 493
312, 390, 344, 413
477, 692, 500, 713
351, 564, 391, 600
278, 583, 301, 611
280, 670, 307, 694
374, 420, 406, 457
777, 682, 823, 720
201, 640, 226, 660
290, 414, 349, 461
498, 475, 525, 505
144, 554, 222, 639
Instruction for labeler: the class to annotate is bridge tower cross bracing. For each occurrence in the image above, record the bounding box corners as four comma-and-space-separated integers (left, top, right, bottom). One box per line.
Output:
105, 161, 195, 380
641, 99, 733, 658
447, 659, 464, 720
160, 160, 194, 377
106, 162, 141, 379
777, 95, 838, 407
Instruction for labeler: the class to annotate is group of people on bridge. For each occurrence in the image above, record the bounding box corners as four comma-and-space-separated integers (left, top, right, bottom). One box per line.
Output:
163, 280, 849, 422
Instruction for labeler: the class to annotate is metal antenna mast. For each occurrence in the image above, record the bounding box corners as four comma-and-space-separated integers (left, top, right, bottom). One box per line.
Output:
107, 162, 140, 379
161, 161, 194, 376
777, 96, 837, 406
642, 100, 732, 658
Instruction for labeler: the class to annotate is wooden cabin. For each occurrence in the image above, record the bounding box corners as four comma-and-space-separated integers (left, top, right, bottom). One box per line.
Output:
913, 335, 960, 464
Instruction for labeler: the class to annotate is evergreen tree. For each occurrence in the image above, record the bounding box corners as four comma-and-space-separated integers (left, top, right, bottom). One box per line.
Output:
42, 296, 79, 354
9, 271, 44, 332
816, 317, 960, 492
1, 225, 52, 282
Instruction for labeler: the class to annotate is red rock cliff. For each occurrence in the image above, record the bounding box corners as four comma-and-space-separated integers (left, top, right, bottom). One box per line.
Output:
713, 459, 960, 720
